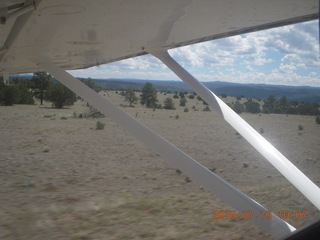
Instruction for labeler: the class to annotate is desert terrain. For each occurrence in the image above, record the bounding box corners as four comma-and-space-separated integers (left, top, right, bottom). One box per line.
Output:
1, 91, 319, 240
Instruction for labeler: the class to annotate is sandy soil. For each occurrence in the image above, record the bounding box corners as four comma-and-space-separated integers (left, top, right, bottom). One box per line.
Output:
1, 91, 319, 240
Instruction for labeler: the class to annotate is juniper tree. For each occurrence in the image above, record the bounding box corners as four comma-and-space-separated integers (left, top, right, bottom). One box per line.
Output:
125, 87, 138, 107
180, 97, 187, 106
140, 83, 157, 108
45, 82, 76, 108
31, 72, 52, 105
163, 97, 175, 110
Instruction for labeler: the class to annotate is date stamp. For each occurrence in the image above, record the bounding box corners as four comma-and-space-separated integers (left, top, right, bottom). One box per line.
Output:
211, 210, 308, 220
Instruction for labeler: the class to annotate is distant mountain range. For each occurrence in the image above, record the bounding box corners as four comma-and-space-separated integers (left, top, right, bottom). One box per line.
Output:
12, 75, 320, 103
94, 78, 320, 103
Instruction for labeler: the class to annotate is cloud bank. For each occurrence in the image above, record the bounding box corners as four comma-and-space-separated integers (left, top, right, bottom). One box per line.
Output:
70, 20, 320, 87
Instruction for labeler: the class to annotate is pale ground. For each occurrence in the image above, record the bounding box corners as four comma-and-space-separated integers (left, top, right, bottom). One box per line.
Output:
0, 91, 319, 240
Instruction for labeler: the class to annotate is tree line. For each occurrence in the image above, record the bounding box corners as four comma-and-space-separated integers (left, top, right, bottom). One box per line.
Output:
123, 83, 320, 116
122, 83, 185, 110
0, 73, 101, 108
1, 76, 319, 117
228, 95, 320, 116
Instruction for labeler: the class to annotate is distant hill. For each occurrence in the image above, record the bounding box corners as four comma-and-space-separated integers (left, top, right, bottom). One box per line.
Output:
10, 75, 320, 103
204, 82, 320, 103
94, 78, 320, 103
94, 78, 191, 92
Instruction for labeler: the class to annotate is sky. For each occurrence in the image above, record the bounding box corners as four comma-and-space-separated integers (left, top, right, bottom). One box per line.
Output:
70, 20, 320, 87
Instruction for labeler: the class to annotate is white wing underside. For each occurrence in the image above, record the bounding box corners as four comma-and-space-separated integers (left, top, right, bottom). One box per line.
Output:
0, 0, 318, 74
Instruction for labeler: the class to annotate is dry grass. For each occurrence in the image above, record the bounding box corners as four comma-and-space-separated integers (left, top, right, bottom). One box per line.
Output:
0, 91, 319, 240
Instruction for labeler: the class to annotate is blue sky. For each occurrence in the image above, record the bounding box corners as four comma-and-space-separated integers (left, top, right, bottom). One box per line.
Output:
70, 20, 320, 87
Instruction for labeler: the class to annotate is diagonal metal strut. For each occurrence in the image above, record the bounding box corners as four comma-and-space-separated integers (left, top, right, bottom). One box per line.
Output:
149, 49, 320, 210
39, 60, 295, 239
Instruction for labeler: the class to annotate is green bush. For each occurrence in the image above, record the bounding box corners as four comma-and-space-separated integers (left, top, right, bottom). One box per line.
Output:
232, 101, 244, 114
203, 105, 210, 111
163, 97, 175, 110
0, 83, 34, 106
43, 114, 55, 118
245, 100, 261, 113
180, 97, 187, 106
42, 146, 50, 152
298, 125, 303, 131
155, 103, 162, 109
96, 121, 105, 130
179, 92, 185, 98
45, 82, 76, 108
1, 85, 18, 106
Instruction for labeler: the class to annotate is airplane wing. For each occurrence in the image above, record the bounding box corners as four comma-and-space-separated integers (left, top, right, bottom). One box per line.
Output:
0, 0, 318, 75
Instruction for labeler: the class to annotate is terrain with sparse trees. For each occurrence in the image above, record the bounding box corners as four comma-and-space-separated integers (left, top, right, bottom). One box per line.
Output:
0, 73, 102, 108
1, 76, 319, 118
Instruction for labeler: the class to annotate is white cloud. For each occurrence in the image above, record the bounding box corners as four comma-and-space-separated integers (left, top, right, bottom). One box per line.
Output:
71, 20, 320, 87
246, 65, 254, 72
309, 72, 317, 76
279, 63, 297, 73
119, 55, 165, 70
69, 58, 178, 80
262, 21, 320, 69
170, 28, 276, 68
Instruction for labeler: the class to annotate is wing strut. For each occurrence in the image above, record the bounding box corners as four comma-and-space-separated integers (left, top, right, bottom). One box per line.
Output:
39, 60, 295, 239
148, 49, 320, 210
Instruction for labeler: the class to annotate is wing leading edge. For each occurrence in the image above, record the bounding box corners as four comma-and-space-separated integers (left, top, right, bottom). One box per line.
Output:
0, 0, 318, 75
